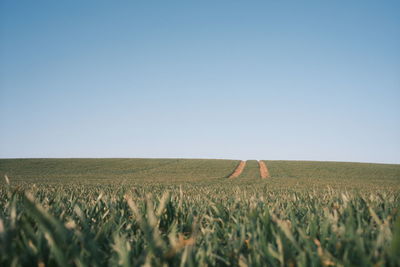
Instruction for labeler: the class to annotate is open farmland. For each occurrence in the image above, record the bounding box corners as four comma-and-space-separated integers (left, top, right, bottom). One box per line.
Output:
0, 159, 400, 266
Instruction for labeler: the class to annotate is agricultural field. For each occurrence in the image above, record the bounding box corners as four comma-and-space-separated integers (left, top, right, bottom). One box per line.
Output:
0, 158, 400, 266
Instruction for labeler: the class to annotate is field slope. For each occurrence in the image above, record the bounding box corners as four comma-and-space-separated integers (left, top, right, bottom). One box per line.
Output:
0, 158, 238, 184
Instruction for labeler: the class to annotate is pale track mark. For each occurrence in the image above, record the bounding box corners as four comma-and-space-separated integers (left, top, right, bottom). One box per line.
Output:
228, 160, 246, 178
258, 160, 270, 179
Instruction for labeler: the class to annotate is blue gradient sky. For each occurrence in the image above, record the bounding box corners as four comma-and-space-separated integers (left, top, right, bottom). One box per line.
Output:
1, 1, 399, 163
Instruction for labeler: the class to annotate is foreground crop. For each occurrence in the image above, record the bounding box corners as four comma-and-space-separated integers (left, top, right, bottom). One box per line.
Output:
1, 182, 399, 267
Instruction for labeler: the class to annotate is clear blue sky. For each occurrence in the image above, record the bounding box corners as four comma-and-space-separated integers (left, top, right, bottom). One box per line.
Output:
1, 1, 399, 163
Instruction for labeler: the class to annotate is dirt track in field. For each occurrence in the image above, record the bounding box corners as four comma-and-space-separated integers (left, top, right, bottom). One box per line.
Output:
258, 161, 270, 179
229, 160, 246, 178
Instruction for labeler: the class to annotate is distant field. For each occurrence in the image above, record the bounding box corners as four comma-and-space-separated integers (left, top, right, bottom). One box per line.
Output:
0, 159, 399, 266
265, 160, 400, 190
1, 158, 398, 189
0, 158, 238, 183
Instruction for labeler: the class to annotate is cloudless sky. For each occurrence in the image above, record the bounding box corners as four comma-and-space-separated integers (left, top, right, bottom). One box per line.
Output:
1, 1, 399, 163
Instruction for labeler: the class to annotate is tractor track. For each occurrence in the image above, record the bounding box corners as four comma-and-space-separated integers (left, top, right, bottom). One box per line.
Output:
258, 160, 270, 179
228, 160, 246, 178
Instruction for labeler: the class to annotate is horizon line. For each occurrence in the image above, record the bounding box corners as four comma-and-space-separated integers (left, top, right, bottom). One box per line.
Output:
0, 157, 399, 165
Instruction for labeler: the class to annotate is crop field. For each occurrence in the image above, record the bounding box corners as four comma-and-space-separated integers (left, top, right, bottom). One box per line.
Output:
0, 159, 400, 266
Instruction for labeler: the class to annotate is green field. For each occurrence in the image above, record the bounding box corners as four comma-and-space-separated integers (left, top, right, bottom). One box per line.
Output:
1, 159, 400, 266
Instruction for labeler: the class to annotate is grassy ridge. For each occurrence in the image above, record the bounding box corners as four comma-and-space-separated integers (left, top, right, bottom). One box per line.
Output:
0, 159, 399, 266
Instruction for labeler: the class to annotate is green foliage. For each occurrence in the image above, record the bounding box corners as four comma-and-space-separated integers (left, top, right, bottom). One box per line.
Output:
0, 159, 399, 266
